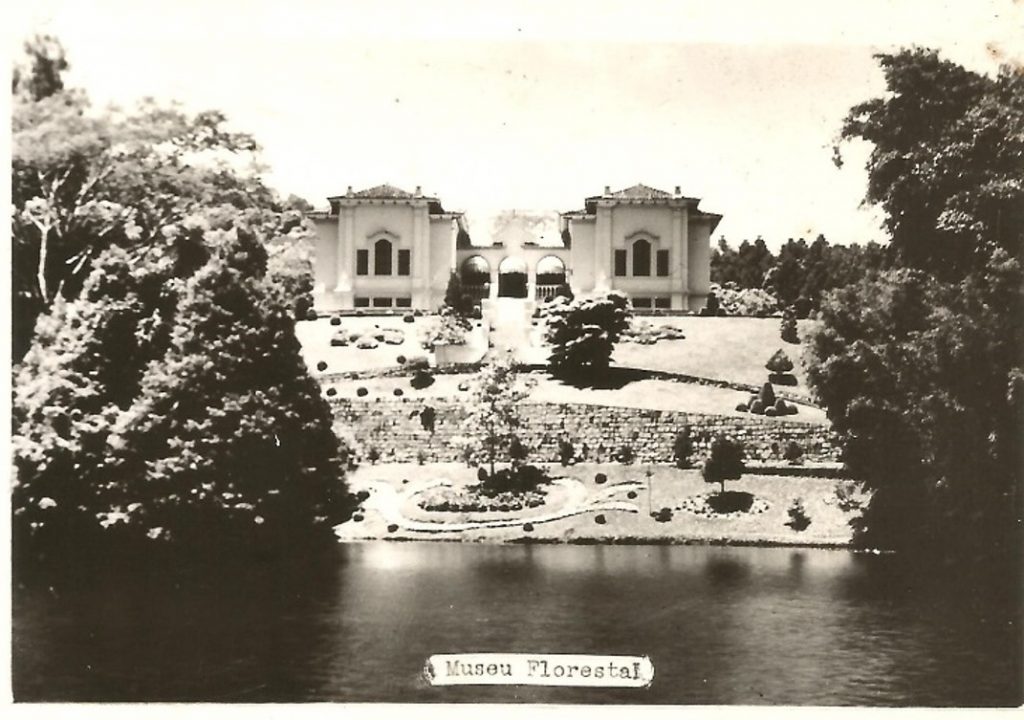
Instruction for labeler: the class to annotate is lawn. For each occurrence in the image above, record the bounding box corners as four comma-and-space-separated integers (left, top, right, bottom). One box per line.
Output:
296, 314, 487, 375
324, 372, 828, 424
337, 462, 858, 547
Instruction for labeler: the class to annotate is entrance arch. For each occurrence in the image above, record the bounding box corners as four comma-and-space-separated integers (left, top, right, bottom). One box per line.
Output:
497, 256, 528, 298
460, 256, 491, 303
535, 255, 568, 302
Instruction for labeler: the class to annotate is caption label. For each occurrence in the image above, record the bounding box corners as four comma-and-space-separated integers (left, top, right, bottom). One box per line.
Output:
424, 653, 654, 687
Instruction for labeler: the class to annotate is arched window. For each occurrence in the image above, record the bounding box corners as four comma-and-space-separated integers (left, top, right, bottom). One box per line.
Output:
632, 238, 651, 277
374, 238, 393, 275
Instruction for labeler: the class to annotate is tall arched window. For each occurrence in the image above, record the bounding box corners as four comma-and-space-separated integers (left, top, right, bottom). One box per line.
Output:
632, 238, 651, 277
374, 238, 393, 276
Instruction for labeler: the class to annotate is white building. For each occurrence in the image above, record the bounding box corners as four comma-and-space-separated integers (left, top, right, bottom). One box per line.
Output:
309, 183, 721, 312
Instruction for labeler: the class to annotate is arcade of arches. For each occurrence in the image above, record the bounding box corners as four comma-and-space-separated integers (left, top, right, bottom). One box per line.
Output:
459, 252, 568, 301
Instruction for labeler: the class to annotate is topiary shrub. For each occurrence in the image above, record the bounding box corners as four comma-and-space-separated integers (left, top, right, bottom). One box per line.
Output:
316, 360, 328, 371
457, 380, 470, 392
750, 399, 765, 415
397, 355, 406, 365
305, 308, 318, 321
594, 514, 607, 525
356, 387, 368, 397
673, 427, 694, 469
523, 522, 534, 532
393, 388, 404, 397
766, 348, 794, 374
410, 369, 435, 389
707, 491, 754, 514
387, 523, 398, 533
595, 473, 608, 485
627, 490, 638, 500
758, 382, 776, 408
420, 406, 436, 433
403, 313, 415, 323
652, 507, 674, 522
477, 466, 489, 484
330, 316, 342, 326
325, 387, 337, 397
735, 402, 749, 412
765, 407, 778, 417
330, 332, 348, 347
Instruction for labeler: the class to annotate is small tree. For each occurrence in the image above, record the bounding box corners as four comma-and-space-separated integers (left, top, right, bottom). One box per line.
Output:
702, 436, 745, 494
783, 441, 804, 465
462, 355, 536, 480
544, 291, 632, 382
673, 427, 694, 469
442, 271, 474, 322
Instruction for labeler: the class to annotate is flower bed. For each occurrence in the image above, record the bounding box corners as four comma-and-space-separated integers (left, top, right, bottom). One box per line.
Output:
418, 484, 546, 513
675, 491, 770, 518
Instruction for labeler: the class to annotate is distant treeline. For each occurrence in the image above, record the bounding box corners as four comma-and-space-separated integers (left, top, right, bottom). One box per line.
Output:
711, 236, 889, 317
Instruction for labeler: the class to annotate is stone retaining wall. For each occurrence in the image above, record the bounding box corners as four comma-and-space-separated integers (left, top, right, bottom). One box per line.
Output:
330, 398, 840, 466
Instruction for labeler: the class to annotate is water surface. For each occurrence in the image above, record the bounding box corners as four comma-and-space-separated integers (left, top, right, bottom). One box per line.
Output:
12, 543, 1021, 705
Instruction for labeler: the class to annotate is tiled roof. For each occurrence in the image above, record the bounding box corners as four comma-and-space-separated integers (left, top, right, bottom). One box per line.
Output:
351, 183, 415, 199
605, 183, 674, 199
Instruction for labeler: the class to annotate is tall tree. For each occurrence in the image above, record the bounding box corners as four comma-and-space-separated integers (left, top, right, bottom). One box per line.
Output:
835, 48, 1024, 279
13, 207, 352, 558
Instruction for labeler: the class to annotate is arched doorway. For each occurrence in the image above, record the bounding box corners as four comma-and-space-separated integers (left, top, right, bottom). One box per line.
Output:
497, 256, 528, 298
535, 255, 568, 301
460, 256, 491, 302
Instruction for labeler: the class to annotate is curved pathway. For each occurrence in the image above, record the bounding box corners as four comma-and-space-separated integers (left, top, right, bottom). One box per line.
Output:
337, 476, 644, 537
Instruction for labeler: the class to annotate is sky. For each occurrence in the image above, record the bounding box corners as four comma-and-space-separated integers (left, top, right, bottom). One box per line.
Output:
9, 0, 1022, 249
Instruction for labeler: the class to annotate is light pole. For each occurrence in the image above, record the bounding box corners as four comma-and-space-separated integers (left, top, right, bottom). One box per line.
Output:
646, 465, 654, 516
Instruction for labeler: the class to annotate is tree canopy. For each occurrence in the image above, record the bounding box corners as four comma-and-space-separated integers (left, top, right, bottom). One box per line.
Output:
806, 48, 1023, 562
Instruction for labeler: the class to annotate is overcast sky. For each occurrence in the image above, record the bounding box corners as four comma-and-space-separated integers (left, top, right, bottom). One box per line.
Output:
10, 0, 1022, 249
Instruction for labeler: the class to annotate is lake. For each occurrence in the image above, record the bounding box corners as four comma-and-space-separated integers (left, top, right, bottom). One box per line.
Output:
12, 542, 1022, 705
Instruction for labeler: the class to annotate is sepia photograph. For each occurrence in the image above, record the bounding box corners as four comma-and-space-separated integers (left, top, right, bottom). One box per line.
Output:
6, 0, 1023, 709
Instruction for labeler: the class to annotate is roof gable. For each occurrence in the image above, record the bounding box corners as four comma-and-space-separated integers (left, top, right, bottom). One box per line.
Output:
607, 183, 674, 199
351, 183, 415, 199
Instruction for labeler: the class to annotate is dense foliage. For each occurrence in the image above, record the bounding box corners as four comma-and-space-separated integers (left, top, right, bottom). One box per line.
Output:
806, 49, 1023, 562
13, 208, 354, 558
712, 236, 890, 316
544, 291, 632, 381
11, 36, 315, 361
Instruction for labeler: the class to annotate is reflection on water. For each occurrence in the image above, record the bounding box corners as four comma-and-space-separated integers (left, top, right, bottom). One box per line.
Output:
12, 543, 1022, 705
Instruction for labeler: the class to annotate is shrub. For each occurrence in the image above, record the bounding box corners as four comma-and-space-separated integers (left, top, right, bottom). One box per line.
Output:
707, 491, 754, 514
480, 464, 550, 496
387, 523, 398, 533
406, 355, 430, 372
416, 449, 427, 465
627, 490, 638, 500
781, 312, 799, 344
735, 402, 749, 412
595, 473, 607, 485
509, 437, 529, 464
786, 499, 811, 531
419, 406, 436, 433
750, 399, 765, 415
544, 291, 632, 382
330, 332, 348, 347
381, 329, 405, 345
765, 407, 778, 417
673, 427, 694, 469
410, 370, 435, 390
758, 382, 776, 407
703, 436, 745, 494
355, 334, 379, 349
558, 438, 575, 466
457, 381, 470, 392
326, 387, 337, 397
316, 360, 328, 371
403, 313, 415, 323
477, 466, 489, 484
367, 447, 381, 464
702, 292, 720, 316
356, 387, 368, 397
783, 441, 804, 464
425, 313, 468, 348
393, 388, 404, 397
305, 308, 318, 321
652, 507, 674, 522
523, 522, 534, 532
766, 349, 794, 374
397, 355, 406, 364
711, 282, 780, 316
330, 316, 342, 326
616, 444, 635, 464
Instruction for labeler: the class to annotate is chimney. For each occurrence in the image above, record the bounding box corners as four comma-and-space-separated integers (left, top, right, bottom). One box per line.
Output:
604, 185, 611, 195
415, 185, 422, 196
346, 185, 353, 197
674, 185, 681, 197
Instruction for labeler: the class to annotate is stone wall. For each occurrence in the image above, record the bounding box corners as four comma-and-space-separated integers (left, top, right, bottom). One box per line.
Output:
329, 398, 840, 466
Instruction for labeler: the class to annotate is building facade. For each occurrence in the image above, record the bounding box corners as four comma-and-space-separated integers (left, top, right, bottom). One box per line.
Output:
309, 183, 721, 312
